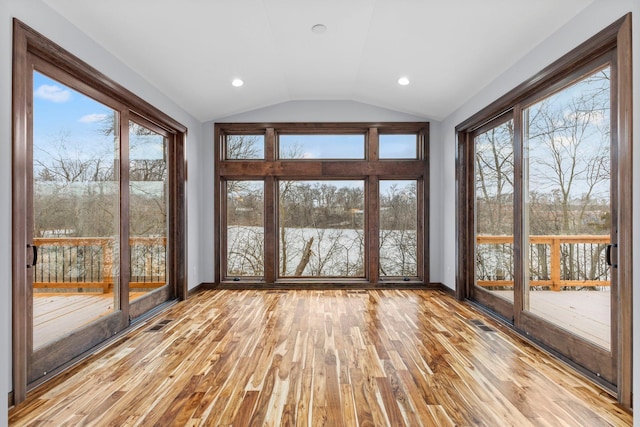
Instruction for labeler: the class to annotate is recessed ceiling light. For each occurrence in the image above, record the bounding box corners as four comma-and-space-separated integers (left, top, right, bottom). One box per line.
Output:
398, 77, 410, 86
232, 78, 244, 87
311, 24, 327, 34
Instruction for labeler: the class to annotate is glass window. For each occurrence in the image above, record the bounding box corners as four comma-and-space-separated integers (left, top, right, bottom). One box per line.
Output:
226, 181, 264, 277
32, 71, 119, 348
379, 134, 417, 159
279, 180, 365, 277
523, 66, 611, 349
279, 134, 365, 159
216, 123, 428, 282
379, 180, 418, 277
129, 121, 168, 301
226, 134, 264, 159
474, 118, 515, 298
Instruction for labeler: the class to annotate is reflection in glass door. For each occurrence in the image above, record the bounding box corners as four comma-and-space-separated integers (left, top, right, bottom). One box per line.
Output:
129, 120, 169, 302
523, 66, 612, 350
32, 71, 120, 350
473, 118, 515, 317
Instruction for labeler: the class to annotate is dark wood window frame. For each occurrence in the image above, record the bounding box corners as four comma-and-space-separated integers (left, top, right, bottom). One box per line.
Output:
455, 14, 632, 408
215, 122, 430, 286
12, 19, 188, 404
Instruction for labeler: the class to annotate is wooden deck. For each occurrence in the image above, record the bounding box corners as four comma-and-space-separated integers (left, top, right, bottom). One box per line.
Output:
14, 289, 630, 426
490, 290, 610, 349
33, 292, 145, 350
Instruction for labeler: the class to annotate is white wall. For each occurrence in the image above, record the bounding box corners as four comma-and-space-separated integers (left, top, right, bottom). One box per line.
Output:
439, 0, 635, 410
201, 100, 438, 283
1, 0, 205, 412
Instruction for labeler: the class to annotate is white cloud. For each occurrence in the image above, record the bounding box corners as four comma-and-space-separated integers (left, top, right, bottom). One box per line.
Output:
34, 84, 71, 103
78, 113, 108, 123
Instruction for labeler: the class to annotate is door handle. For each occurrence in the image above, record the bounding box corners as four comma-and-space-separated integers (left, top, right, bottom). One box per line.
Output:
27, 244, 37, 268
606, 243, 617, 268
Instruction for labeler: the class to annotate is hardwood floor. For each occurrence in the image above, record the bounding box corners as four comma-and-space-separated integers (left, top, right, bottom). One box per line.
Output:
10, 289, 631, 426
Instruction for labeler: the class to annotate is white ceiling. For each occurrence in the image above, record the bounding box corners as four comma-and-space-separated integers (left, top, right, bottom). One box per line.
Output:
43, 0, 594, 122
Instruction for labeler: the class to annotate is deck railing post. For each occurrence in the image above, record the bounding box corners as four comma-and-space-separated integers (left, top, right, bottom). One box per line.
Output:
550, 237, 561, 291
102, 239, 113, 293
475, 234, 610, 290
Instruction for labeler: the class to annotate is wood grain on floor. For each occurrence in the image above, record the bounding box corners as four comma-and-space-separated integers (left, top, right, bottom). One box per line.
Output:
10, 289, 632, 426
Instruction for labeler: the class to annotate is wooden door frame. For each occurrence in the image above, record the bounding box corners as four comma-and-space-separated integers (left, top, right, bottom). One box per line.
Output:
12, 19, 188, 405
455, 14, 632, 407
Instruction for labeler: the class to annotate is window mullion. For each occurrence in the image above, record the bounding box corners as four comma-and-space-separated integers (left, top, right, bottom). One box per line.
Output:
367, 177, 380, 283
264, 176, 276, 283
367, 127, 379, 282
266, 128, 275, 160
264, 128, 277, 282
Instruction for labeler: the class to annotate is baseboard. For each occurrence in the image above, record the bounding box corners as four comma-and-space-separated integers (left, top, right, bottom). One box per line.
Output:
431, 282, 455, 295
187, 282, 215, 296
190, 281, 451, 292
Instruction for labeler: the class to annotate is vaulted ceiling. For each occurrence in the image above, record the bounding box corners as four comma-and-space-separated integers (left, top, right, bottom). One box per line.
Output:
43, 0, 594, 122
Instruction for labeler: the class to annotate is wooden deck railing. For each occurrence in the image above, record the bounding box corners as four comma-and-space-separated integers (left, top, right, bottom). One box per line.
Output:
33, 237, 166, 292
476, 235, 611, 291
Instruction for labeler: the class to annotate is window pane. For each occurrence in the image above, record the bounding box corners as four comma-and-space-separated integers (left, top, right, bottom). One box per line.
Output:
379, 134, 417, 158
279, 180, 364, 277
32, 71, 119, 349
523, 67, 611, 349
474, 119, 515, 298
129, 122, 168, 301
226, 135, 264, 159
379, 180, 418, 276
227, 181, 264, 277
279, 135, 365, 159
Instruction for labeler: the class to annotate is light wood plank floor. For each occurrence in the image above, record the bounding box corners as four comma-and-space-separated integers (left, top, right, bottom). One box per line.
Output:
10, 289, 631, 426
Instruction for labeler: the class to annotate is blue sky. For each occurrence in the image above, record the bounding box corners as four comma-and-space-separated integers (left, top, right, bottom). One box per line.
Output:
279, 134, 416, 159
33, 71, 164, 165
33, 71, 115, 165
280, 135, 364, 159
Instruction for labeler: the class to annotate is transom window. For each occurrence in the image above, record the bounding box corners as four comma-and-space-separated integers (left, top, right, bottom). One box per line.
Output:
215, 123, 429, 284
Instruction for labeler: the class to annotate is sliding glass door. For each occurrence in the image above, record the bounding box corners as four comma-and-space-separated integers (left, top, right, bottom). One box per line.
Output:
522, 65, 613, 351
472, 116, 515, 320
467, 54, 617, 385
28, 67, 128, 383
12, 24, 186, 399
13, 21, 186, 403
127, 117, 173, 319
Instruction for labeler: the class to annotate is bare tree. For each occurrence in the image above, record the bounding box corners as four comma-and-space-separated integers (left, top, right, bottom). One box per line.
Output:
475, 121, 514, 235
474, 68, 611, 287
226, 135, 262, 160
526, 69, 610, 235
379, 182, 418, 276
